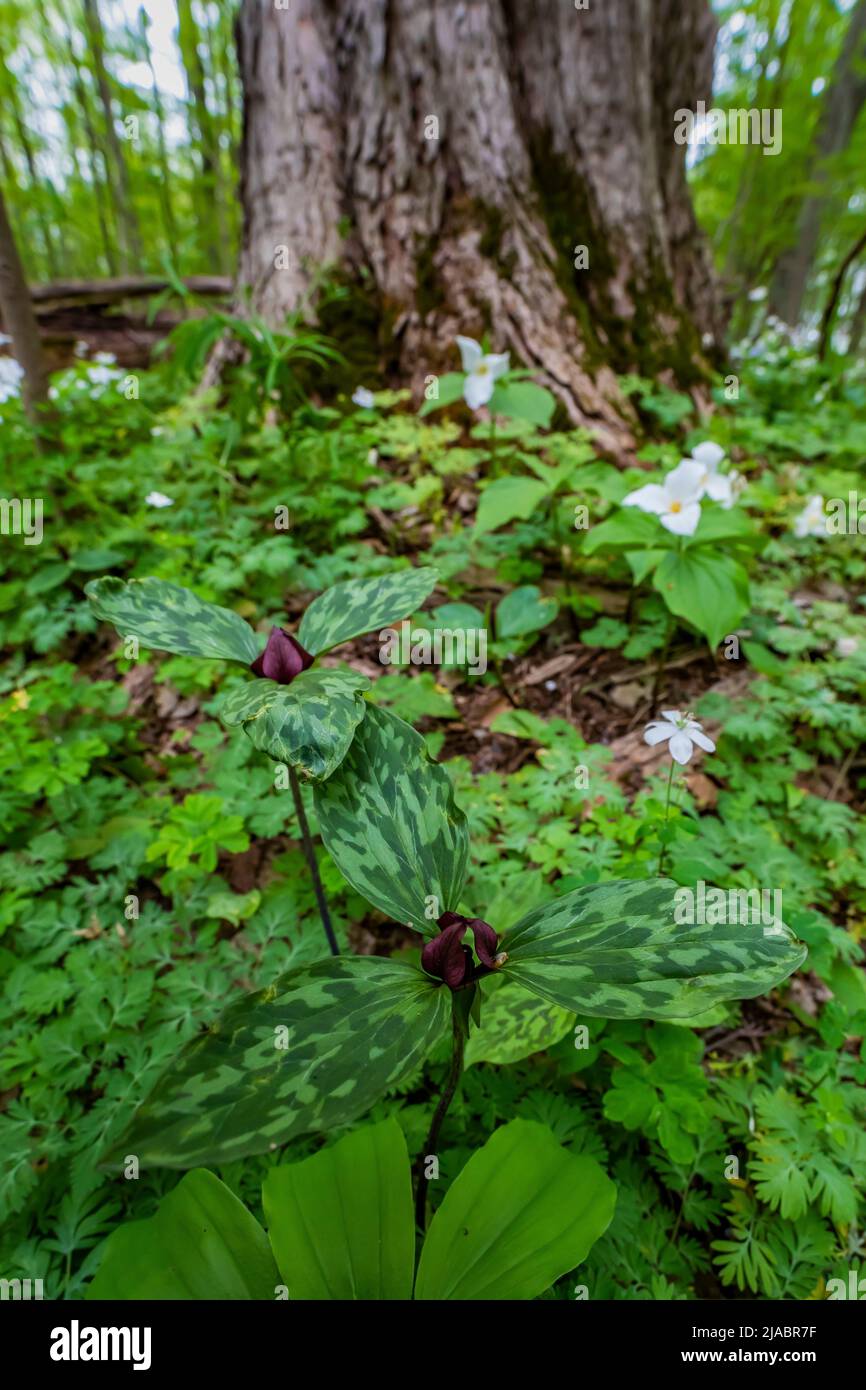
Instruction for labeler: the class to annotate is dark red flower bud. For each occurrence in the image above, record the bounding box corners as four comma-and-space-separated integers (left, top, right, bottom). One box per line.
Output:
421, 911, 500, 988
251, 627, 315, 685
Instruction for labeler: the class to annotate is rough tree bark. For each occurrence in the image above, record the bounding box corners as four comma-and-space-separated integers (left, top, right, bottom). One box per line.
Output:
235, 0, 722, 457
769, 0, 866, 327
0, 183, 52, 418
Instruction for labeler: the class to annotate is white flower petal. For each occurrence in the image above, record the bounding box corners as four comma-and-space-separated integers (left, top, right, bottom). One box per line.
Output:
661, 709, 682, 723
660, 500, 701, 535
705, 473, 733, 505
456, 335, 483, 373
690, 441, 725, 470
644, 722, 677, 746
668, 731, 694, 764
665, 459, 706, 502
622, 483, 668, 514
484, 352, 510, 381
689, 728, 716, 753
463, 369, 495, 409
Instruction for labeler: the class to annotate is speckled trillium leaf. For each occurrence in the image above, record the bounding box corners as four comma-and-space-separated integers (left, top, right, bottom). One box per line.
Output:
220, 668, 370, 781
314, 704, 469, 934
498, 878, 806, 1021
297, 567, 439, 656
463, 974, 573, 1068
101, 957, 449, 1170
85, 576, 260, 664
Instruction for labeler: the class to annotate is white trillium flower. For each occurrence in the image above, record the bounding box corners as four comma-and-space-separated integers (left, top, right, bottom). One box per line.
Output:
622, 458, 705, 536
794, 494, 828, 539
684, 440, 738, 508
145, 491, 174, 508
456, 335, 510, 410
644, 709, 716, 765
352, 386, 376, 409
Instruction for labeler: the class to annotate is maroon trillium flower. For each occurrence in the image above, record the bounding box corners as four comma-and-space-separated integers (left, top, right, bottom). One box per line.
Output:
421, 911, 501, 989
251, 627, 315, 685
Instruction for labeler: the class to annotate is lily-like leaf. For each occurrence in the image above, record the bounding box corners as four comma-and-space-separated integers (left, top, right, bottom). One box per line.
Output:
298, 567, 438, 656
499, 878, 806, 1020
85, 1169, 279, 1300
314, 704, 469, 933
220, 668, 370, 781
101, 956, 450, 1169
463, 974, 573, 1067
263, 1119, 414, 1300
414, 1119, 616, 1300
86, 576, 260, 664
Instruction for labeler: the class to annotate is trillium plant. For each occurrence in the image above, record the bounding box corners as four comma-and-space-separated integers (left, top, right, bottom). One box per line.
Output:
584, 440, 760, 647
88, 681, 806, 1297
419, 333, 557, 430
644, 708, 716, 874
86, 568, 438, 954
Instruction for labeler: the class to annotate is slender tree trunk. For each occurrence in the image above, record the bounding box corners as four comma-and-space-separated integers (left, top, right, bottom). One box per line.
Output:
847, 273, 866, 356
234, 0, 722, 459
139, 11, 179, 253
769, 0, 866, 326
64, 22, 119, 276
0, 182, 52, 418
0, 47, 60, 278
176, 0, 229, 271
82, 0, 144, 268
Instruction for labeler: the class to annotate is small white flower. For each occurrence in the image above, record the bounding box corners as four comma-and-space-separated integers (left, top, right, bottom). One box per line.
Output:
352, 386, 376, 409
836, 637, 858, 658
145, 491, 174, 508
86, 364, 121, 388
622, 458, 704, 536
748, 286, 768, 302
794, 494, 828, 538
0, 357, 24, 403
93, 351, 117, 366
644, 709, 716, 765
456, 336, 510, 410
74, 340, 89, 358
683, 440, 739, 508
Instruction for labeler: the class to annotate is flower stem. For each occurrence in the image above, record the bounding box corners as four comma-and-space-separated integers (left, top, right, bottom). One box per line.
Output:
656, 758, 677, 876
288, 765, 339, 956
415, 1001, 465, 1233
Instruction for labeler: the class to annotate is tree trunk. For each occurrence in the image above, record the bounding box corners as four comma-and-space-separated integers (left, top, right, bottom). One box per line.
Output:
0, 182, 52, 418
177, 0, 229, 272
235, 0, 722, 458
769, 0, 866, 326
82, 0, 143, 269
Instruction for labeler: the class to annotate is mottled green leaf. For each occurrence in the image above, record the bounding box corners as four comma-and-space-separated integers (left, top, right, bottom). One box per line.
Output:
499, 878, 806, 1020
220, 668, 370, 780
464, 974, 573, 1067
414, 1119, 616, 1300
298, 568, 438, 656
101, 957, 449, 1169
263, 1120, 414, 1300
86, 1169, 279, 1300
314, 704, 468, 933
85, 576, 259, 663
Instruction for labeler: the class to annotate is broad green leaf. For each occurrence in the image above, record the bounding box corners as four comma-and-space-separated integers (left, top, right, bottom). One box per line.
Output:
582, 508, 664, 554
489, 379, 556, 428
653, 549, 750, 648
220, 668, 370, 781
474, 476, 549, 535
314, 704, 468, 934
429, 601, 486, 630
418, 372, 466, 415
496, 585, 558, 639
298, 568, 438, 655
414, 1119, 616, 1300
263, 1120, 413, 1300
101, 956, 449, 1169
464, 975, 573, 1067
85, 576, 259, 664
86, 1169, 279, 1300
499, 878, 806, 1020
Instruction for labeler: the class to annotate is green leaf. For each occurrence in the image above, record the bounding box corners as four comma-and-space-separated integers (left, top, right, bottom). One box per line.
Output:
263, 1119, 414, 1300
496, 585, 559, 639
464, 975, 573, 1067
86, 1170, 279, 1300
314, 704, 469, 934
298, 568, 438, 655
582, 508, 665, 554
499, 878, 806, 1020
474, 477, 549, 536
101, 956, 449, 1169
85, 576, 259, 664
220, 668, 370, 781
418, 372, 466, 415
489, 379, 556, 427
414, 1119, 616, 1299
653, 549, 750, 648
